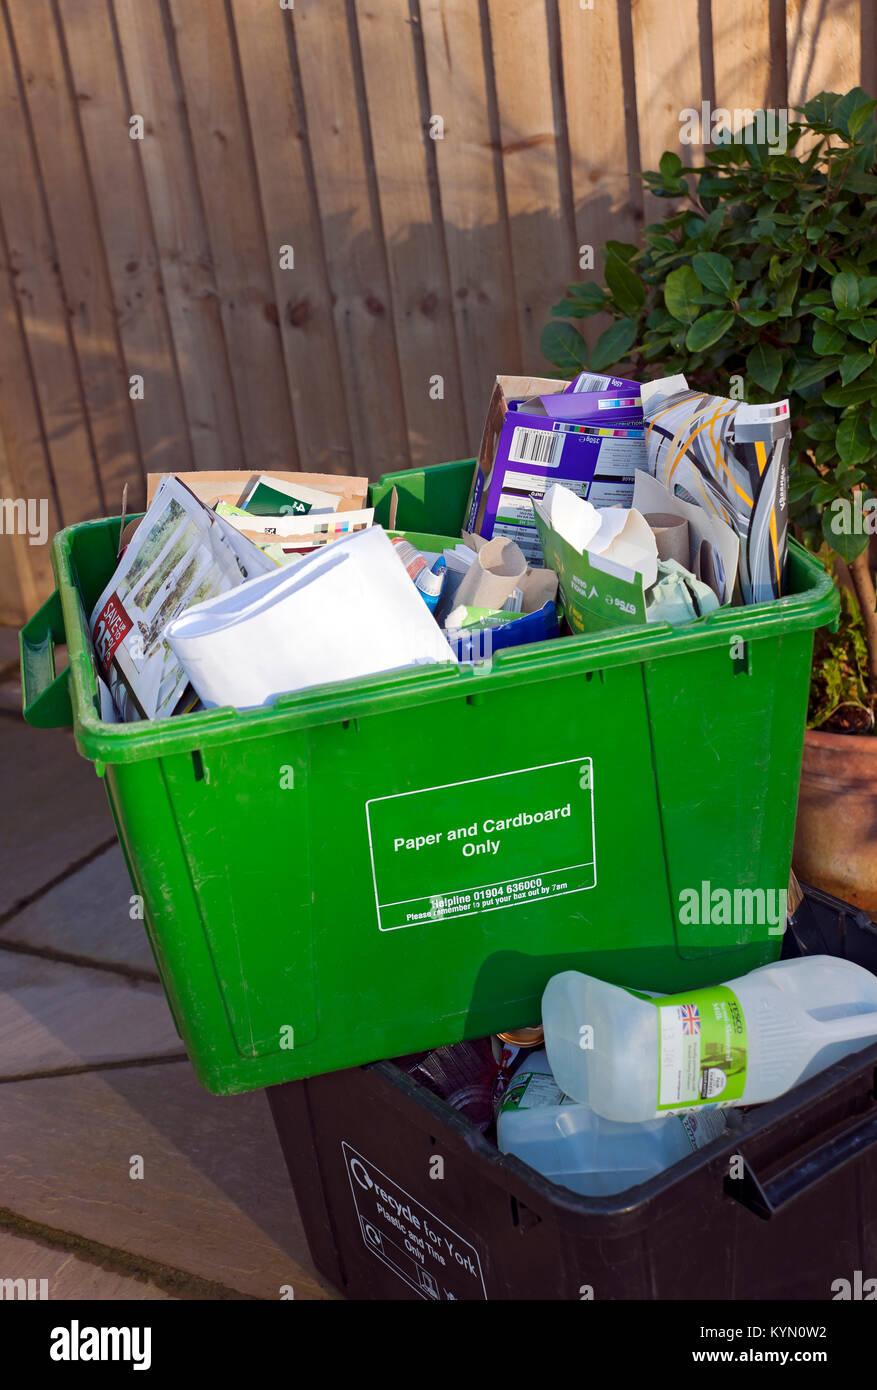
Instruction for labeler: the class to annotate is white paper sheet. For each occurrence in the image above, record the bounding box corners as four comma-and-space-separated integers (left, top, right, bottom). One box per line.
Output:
164, 525, 457, 710
443, 545, 478, 575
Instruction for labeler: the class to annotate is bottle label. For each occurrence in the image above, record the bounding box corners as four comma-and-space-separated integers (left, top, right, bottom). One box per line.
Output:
500, 1069, 575, 1112
677, 1108, 728, 1152
655, 985, 747, 1113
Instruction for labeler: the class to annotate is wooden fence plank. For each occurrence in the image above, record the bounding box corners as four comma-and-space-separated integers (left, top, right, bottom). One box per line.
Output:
0, 407, 49, 622
0, 3, 103, 524
0, 238, 59, 619
711, 0, 774, 114
353, 0, 468, 466
8, 0, 143, 512
0, 191, 60, 592
229, 0, 353, 474
419, 0, 521, 442
293, 0, 409, 477
164, 0, 299, 473
485, 0, 577, 371
787, 0, 864, 108
557, 0, 643, 351
631, 0, 704, 219
0, 167, 59, 620
113, 0, 245, 476
57, 0, 192, 481
788, 0, 864, 156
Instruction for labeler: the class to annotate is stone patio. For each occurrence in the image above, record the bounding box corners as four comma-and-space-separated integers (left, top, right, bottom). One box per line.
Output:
0, 643, 336, 1301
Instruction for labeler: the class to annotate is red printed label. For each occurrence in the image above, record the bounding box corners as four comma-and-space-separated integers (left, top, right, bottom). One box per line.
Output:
92, 593, 132, 674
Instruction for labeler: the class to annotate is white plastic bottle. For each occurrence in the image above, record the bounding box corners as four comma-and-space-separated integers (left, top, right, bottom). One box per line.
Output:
497, 1050, 727, 1196
543, 955, 877, 1123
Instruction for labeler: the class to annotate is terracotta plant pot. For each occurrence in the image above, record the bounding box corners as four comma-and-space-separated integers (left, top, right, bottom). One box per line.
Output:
793, 729, 877, 916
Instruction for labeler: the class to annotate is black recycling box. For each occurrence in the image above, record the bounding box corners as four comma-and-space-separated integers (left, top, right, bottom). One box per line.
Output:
267, 884, 877, 1301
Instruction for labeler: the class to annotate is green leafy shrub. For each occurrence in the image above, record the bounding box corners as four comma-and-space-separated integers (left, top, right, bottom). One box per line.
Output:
808, 577, 871, 729
542, 89, 877, 719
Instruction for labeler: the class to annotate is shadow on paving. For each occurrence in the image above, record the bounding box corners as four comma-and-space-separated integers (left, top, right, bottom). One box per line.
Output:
0, 704, 332, 1296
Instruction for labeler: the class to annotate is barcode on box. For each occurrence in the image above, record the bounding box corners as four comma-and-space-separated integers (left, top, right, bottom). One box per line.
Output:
508, 426, 564, 468
572, 373, 614, 393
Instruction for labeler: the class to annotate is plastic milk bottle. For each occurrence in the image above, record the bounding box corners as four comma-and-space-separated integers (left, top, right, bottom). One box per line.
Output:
542, 956, 877, 1123
496, 1050, 727, 1196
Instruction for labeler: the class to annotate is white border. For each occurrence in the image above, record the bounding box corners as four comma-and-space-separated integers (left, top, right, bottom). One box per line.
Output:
365, 756, 597, 932
342, 1141, 488, 1300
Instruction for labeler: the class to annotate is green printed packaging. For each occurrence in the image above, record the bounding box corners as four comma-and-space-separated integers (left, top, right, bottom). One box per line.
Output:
532, 497, 649, 632
654, 985, 747, 1113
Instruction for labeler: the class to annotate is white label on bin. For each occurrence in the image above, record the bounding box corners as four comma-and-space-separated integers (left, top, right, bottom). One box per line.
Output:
365, 757, 597, 932
342, 1142, 487, 1300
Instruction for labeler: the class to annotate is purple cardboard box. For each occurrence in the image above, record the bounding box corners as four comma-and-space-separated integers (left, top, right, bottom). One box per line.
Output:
465, 373, 651, 564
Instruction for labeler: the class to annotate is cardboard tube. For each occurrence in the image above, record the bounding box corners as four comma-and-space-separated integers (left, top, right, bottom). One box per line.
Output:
645, 512, 689, 566
454, 536, 527, 609
518, 566, 559, 613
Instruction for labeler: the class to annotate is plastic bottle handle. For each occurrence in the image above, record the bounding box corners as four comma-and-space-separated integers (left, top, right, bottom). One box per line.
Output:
812, 1009, 877, 1042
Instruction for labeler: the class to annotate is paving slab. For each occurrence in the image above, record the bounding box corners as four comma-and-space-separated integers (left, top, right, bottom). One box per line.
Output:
0, 1230, 173, 1300
1, 845, 156, 975
0, 1063, 337, 1300
0, 721, 115, 917
0, 952, 182, 1077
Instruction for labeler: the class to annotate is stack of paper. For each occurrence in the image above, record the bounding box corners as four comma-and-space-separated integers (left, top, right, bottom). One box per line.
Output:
146, 470, 368, 512
164, 525, 458, 710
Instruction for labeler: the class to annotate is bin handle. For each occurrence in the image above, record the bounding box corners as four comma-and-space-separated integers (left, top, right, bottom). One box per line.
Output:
724, 1105, 877, 1220
20, 588, 73, 729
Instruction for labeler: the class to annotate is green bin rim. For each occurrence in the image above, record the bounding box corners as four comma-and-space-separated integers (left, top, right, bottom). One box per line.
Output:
35, 489, 838, 766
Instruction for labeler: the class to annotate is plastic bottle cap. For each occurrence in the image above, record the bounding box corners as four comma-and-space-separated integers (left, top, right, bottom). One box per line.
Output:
496, 1025, 544, 1048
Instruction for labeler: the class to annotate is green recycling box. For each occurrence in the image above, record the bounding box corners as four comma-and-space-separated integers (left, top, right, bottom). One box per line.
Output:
21, 459, 838, 1095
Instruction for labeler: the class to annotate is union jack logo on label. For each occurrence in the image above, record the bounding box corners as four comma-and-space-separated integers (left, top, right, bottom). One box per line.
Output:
679, 1004, 700, 1035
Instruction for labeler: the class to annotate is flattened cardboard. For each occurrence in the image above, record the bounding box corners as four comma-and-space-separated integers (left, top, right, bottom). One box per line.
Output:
632, 471, 738, 604
466, 375, 568, 540
465, 374, 651, 563
146, 470, 368, 512
533, 499, 649, 632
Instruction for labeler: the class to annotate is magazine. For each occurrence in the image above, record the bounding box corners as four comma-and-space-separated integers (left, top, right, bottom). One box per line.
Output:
214, 501, 375, 551
90, 476, 275, 722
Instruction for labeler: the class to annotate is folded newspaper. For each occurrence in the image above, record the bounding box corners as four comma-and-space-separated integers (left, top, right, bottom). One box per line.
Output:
640, 374, 789, 605
90, 476, 275, 722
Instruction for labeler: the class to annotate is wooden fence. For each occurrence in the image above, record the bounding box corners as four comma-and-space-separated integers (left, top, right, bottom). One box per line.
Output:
0, 0, 874, 621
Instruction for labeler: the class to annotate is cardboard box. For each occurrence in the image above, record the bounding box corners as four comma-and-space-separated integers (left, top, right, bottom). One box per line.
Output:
146, 471, 368, 512
465, 375, 650, 564
533, 499, 649, 632
533, 475, 738, 635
